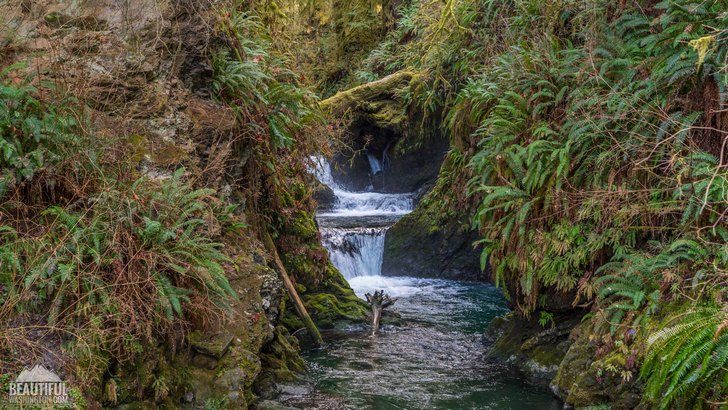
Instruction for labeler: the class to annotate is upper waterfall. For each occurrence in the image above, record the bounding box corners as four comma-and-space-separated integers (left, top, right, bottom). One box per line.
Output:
311, 156, 413, 279
311, 156, 413, 217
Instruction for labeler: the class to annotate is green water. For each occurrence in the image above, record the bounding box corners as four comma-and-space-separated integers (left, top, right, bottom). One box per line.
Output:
278, 276, 562, 410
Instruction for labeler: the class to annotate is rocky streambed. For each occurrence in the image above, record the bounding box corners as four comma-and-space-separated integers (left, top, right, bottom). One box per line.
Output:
266, 158, 562, 409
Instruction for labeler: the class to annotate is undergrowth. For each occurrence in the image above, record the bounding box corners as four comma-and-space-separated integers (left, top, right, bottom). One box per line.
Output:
0, 67, 245, 397
334, 0, 728, 407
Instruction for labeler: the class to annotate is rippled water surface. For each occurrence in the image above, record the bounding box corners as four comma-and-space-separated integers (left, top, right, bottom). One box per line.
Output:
279, 276, 562, 410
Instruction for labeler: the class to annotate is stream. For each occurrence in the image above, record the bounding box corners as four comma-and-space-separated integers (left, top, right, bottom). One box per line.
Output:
276, 158, 562, 409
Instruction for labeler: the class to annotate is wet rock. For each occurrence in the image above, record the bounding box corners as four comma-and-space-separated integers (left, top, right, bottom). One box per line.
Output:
259, 264, 285, 325
382, 197, 483, 280
254, 326, 307, 400
551, 321, 644, 409
483, 311, 583, 387
330, 132, 448, 194
190, 353, 218, 370
312, 181, 336, 211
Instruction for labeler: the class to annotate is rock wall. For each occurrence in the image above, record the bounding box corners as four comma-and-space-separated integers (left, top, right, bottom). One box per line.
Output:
330, 131, 448, 194
483, 311, 645, 409
382, 194, 484, 280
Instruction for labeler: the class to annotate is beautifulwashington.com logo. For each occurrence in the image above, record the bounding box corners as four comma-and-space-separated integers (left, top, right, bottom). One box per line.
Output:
2, 364, 70, 406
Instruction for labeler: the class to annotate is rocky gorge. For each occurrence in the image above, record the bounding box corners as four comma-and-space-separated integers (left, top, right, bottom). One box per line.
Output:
0, 0, 726, 409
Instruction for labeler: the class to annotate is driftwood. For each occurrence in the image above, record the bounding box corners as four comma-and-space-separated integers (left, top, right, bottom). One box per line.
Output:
365, 290, 397, 336
261, 230, 324, 346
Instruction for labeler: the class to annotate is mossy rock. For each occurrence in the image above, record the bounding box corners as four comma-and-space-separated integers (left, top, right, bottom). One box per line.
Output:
550, 320, 644, 410
383, 192, 483, 280
300, 263, 369, 328
189, 331, 234, 359
254, 327, 307, 400
303, 292, 369, 329
484, 311, 581, 387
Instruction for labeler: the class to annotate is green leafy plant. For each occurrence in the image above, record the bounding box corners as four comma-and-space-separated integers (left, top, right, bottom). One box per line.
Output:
213, 10, 324, 151
346, 0, 728, 407
1, 167, 242, 380
538, 311, 554, 328
0, 65, 80, 196
642, 305, 728, 409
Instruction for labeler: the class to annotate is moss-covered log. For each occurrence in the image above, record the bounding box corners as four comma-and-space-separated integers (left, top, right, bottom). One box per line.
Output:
320, 70, 415, 117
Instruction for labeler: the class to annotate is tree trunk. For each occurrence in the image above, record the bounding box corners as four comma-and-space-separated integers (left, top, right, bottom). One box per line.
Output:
320, 70, 415, 115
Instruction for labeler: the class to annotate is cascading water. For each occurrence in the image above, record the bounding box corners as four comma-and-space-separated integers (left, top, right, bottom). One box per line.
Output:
321, 228, 386, 278
292, 156, 562, 409
366, 153, 383, 176
311, 156, 412, 279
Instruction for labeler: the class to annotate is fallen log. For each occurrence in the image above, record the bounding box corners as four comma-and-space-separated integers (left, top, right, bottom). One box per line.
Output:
365, 290, 397, 336
320, 70, 415, 115
261, 230, 324, 347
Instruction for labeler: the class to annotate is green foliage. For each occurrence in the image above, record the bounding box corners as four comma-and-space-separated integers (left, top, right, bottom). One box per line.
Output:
642, 305, 728, 409
538, 311, 554, 328
455, 0, 727, 309
0, 167, 241, 368
347, 0, 728, 406
213, 10, 324, 150
0, 65, 80, 196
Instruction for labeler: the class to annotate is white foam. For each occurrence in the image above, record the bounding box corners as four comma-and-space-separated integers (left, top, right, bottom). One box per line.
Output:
310, 157, 414, 279
347, 275, 428, 298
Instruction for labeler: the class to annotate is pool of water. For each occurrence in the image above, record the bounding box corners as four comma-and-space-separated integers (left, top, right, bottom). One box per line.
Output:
277, 276, 562, 410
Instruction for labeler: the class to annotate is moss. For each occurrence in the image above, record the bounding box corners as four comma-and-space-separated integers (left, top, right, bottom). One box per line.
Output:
294, 283, 307, 294
152, 142, 189, 167
552, 320, 643, 409
484, 311, 581, 386
527, 345, 562, 368
275, 207, 368, 329
365, 100, 407, 131
107, 349, 160, 405
287, 210, 320, 239
257, 326, 306, 384
320, 70, 415, 115
280, 308, 305, 330
128, 134, 148, 164
126, 134, 189, 168
189, 331, 234, 359
303, 292, 369, 329
382, 186, 482, 280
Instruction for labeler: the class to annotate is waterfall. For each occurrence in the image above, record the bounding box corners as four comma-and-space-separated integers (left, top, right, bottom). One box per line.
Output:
311, 156, 337, 188
321, 228, 386, 279
319, 191, 412, 217
311, 156, 412, 279
367, 153, 383, 176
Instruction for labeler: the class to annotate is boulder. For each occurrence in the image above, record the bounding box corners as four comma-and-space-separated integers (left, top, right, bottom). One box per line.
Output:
483, 312, 582, 387
382, 198, 484, 280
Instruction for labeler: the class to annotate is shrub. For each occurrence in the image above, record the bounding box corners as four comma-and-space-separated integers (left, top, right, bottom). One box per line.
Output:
0, 168, 241, 374
642, 305, 728, 409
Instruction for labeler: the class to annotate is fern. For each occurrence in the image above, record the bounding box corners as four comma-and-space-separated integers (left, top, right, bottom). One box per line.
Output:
0, 66, 80, 196
642, 306, 728, 409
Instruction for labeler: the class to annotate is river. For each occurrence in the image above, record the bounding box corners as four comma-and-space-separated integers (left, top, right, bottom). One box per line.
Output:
275, 158, 561, 409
